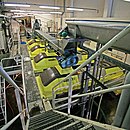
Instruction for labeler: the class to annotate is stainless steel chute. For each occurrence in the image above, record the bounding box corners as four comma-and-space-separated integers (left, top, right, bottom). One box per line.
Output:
66, 19, 130, 53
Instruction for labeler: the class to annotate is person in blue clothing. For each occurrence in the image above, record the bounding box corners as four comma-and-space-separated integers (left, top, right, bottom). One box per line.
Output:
33, 19, 41, 30
32, 19, 41, 38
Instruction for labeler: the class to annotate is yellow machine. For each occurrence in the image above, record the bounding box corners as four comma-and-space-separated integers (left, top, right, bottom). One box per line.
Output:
27, 39, 46, 58
36, 65, 80, 99
28, 45, 45, 58
27, 36, 124, 100
31, 51, 58, 72
27, 39, 46, 50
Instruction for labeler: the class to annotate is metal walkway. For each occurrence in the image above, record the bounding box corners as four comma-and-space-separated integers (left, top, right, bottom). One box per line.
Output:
28, 110, 87, 130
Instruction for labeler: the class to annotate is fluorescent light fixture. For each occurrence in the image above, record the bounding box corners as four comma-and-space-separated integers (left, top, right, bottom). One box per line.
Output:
4, 3, 30, 7
124, 0, 130, 2
39, 6, 60, 9
11, 10, 26, 12
67, 8, 84, 11
35, 14, 51, 16
11, 10, 48, 14
50, 12, 62, 14
14, 13, 25, 14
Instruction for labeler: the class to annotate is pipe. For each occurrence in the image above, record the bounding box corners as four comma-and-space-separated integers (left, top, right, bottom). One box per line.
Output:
70, 0, 74, 17
113, 72, 130, 127
121, 104, 130, 129
0, 66, 24, 95
60, 0, 66, 29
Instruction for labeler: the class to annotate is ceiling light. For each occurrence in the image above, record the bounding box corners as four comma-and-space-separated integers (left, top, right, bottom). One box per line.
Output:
124, 0, 130, 2
39, 6, 60, 9
67, 8, 84, 11
10, 10, 26, 12
4, 3, 30, 7
14, 13, 25, 14
50, 12, 62, 14
10, 10, 47, 14
35, 14, 51, 16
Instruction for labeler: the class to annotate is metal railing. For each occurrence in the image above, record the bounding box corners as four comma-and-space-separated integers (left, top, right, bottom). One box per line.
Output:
0, 55, 29, 129
52, 23, 130, 117
52, 65, 125, 111
0, 76, 7, 128
0, 109, 25, 130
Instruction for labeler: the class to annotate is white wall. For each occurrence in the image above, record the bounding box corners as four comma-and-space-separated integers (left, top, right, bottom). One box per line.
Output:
111, 0, 130, 19
4, 0, 106, 30
72, 0, 105, 18
32, 14, 57, 32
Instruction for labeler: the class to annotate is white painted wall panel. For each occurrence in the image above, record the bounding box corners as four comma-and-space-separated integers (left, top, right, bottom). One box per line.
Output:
73, 0, 105, 18
112, 0, 130, 18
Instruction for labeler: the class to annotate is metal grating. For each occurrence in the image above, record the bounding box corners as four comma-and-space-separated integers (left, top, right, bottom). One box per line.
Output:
28, 110, 85, 130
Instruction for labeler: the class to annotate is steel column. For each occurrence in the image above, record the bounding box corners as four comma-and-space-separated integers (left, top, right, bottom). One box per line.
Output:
15, 89, 26, 130
113, 72, 130, 127
68, 76, 72, 114
121, 104, 130, 129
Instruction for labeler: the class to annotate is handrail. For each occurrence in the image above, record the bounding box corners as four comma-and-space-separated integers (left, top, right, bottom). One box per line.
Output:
0, 109, 25, 130
54, 83, 130, 102
52, 23, 130, 93
54, 82, 80, 93
21, 56, 30, 119
0, 66, 24, 95
0, 61, 27, 129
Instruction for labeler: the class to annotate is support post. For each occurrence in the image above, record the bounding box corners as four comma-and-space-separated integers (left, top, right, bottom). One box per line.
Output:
15, 89, 26, 130
68, 76, 72, 114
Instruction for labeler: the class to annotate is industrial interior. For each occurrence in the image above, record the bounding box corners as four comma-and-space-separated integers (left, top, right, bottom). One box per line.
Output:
0, 0, 130, 129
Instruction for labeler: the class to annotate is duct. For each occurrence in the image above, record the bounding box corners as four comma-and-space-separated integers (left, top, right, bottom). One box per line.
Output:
113, 72, 130, 127
70, 0, 74, 17
60, 0, 66, 29
121, 104, 130, 129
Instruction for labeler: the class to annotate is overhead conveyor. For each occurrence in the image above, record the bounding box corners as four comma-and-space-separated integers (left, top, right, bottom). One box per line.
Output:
35, 30, 80, 68
35, 30, 64, 54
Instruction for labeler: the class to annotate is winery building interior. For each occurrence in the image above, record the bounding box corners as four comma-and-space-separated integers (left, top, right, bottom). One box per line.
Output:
0, 0, 130, 129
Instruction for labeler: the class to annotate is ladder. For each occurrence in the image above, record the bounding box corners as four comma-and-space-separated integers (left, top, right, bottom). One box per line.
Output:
0, 76, 7, 128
